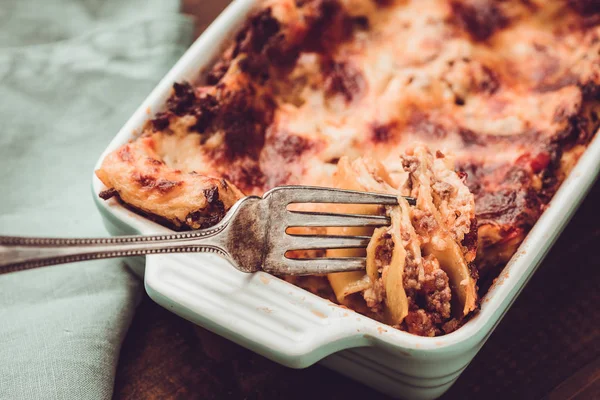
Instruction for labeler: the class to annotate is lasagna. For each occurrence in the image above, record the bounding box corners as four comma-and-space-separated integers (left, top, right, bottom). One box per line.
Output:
96, 0, 600, 336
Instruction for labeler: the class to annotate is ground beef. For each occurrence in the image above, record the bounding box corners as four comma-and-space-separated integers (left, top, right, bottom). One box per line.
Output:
412, 209, 438, 236
404, 309, 437, 337
400, 255, 452, 336
421, 255, 451, 319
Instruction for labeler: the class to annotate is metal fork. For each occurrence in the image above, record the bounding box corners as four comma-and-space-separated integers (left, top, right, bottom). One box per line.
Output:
0, 186, 415, 275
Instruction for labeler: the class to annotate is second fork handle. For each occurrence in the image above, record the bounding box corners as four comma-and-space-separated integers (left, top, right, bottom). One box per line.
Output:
0, 226, 228, 274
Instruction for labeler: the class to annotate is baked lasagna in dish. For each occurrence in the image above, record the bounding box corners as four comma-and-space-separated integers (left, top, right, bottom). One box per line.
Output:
96, 0, 600, 336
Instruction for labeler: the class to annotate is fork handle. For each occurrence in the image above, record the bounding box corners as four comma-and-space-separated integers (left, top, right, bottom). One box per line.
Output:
0, 226, 228, 274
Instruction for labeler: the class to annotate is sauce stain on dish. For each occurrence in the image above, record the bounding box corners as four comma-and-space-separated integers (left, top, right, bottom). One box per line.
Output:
489, 270, 511, 292
311, 310, 327, 318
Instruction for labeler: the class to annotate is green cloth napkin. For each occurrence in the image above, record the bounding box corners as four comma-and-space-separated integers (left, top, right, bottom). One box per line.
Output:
0, 1, 193, 398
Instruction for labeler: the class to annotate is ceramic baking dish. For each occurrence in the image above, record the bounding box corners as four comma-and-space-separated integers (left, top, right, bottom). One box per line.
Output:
91, 1, 600, 398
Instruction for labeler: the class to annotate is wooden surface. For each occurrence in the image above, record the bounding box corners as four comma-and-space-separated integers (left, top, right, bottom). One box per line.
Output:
113, 2, 600, 399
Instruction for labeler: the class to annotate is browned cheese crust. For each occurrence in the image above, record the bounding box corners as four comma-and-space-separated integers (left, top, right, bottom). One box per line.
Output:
97, 0, 600, 331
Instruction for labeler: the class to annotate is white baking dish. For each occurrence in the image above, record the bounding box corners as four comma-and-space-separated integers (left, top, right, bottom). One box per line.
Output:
92, 1, 600, 398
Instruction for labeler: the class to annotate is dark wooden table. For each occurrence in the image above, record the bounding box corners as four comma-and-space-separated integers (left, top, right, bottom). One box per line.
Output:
113, 2, 600, 398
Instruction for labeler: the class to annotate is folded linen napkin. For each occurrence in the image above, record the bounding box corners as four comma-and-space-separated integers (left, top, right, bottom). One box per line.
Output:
0, 1, 193, 398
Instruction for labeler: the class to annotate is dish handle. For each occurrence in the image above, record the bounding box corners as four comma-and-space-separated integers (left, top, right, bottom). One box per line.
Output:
144, 253, 373, 368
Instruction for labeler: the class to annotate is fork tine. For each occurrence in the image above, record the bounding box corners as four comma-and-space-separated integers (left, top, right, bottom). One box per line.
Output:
286, 211, 390, 227
286, 234, 371, 250
265, 186, 415, 205
273, 257, 366, 275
